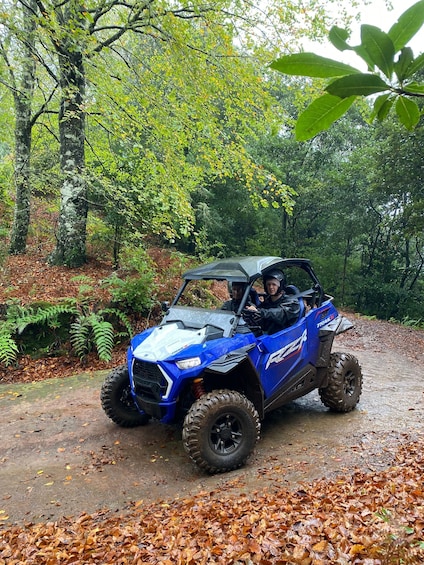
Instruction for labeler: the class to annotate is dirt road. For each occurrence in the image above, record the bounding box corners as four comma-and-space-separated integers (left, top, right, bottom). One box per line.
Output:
1, 316, 423, 525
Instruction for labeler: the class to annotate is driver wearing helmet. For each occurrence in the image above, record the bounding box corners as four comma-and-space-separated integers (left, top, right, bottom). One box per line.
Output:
221, 282, 251, 312
245, 269, 300, 334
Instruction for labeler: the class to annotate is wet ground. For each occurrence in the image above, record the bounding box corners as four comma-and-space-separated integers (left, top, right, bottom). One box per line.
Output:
1, 316, 423, 525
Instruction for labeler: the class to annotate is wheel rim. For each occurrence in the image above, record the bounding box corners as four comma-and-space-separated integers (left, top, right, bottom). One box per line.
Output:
209, 413, 243, 455
119, 384, 137, 412
344, 370, 357, 396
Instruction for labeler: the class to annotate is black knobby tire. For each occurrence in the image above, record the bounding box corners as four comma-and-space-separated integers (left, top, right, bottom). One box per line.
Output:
101, 365, 149, 427
182, 389, 261, 474
319, 352, 363, 412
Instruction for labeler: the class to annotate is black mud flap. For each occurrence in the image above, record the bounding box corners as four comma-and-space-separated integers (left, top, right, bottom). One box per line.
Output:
316, 316, 353, 367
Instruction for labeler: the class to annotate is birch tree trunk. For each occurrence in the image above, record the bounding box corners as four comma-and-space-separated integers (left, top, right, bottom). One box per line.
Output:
8, 3, 36, 255
49, 35, 87, 267
9, 98, 33, 255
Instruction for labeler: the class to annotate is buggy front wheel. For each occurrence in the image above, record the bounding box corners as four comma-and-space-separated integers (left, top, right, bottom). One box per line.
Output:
182, 389, 260, 474
101, 365, 150, 427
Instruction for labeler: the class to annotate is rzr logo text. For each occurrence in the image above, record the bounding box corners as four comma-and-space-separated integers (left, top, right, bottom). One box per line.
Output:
265, 330, 307, 369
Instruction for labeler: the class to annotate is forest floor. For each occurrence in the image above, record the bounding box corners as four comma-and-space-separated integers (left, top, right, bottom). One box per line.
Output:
1, 247, 424, 563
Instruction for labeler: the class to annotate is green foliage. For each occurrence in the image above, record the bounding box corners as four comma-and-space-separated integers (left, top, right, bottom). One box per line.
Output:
68, 298, 133, 362
83, 3, 313, 255
70, 313, 115, 362
270, 0, 424, 140
190, 97, 424, 325
270, 53, 360, 78
104, 246, 156, 313
374, 508, 424, 563
101, 308, 133, 341
0, 327, 19, 366
106, 276, 155, 314
0, 161, 14, 260
14, 303, 78, 334
0, 302, 79, 366
4, 0, 336, 264
0, 298, 132, 367
399, 316, 424, 329
86, 214, 115, 260
294, 94, 357, 141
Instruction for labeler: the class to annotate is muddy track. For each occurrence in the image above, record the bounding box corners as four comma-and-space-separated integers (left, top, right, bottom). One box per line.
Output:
1, 315, 423, 525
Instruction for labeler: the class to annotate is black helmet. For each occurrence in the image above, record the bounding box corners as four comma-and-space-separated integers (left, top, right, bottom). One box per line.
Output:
228, 281, 247, 295
263, 269, 286, 292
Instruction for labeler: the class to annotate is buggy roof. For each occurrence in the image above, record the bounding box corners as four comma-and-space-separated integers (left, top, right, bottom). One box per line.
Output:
182, 256, 312, 283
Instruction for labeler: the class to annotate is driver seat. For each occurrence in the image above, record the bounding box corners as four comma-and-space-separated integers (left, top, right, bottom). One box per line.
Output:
285, 284, 305, 319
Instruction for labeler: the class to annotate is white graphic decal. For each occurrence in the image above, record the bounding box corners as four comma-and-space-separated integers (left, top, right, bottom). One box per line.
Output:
265, 329, 307, 369
317, 313, 335, 328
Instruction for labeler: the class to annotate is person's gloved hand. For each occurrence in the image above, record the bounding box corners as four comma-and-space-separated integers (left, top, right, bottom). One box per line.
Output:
242, 307, 261, 326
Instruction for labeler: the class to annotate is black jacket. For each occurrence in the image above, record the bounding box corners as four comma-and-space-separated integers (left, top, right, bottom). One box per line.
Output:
259, 293, 300, 334
221, 298, 251, 312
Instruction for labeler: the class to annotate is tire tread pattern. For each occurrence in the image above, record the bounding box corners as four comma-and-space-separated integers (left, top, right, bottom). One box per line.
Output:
319, 352, 362, 412
101, 364, 149, 427
183, 389, 260, 474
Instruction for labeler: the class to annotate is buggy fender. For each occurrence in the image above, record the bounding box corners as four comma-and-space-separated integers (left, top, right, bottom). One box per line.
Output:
205, 344, 256, 374
334, 316, 354, 335
204, 344, 265, 419
316, 315, 353, 367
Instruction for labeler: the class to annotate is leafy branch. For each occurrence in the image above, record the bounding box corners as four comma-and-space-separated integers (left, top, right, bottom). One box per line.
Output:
270, 0, 424, 140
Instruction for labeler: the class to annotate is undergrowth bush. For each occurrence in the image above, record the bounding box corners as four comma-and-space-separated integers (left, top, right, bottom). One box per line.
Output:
104, 246, 156, 313
399, 316, 424, 329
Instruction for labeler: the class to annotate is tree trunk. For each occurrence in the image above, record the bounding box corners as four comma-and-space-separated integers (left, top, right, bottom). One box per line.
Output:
8, 3, 37, 255
9, 102, 32, 255
49, 48, 87, 267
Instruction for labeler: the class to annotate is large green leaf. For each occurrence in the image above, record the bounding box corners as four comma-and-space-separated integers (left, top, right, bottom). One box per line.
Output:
388, 0, 424, 52
351, 44, 375, 71
370, 93, 394, 122
326, 73, 390, 98
295, 94, 356, 141
361, 25, 395, 78
405, 52, 424, 77
329, 26, 351, 51
395, 96, 421, 129
403, 81, 424, 94
270, 53, 360, 78
376, 97, 394, 121
394, 47, 414, 81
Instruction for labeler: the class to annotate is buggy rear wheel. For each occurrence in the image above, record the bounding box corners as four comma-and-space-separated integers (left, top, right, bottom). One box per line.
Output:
319, 352, 362, 412
101, 365, 150, 427
182, 389, 260, 474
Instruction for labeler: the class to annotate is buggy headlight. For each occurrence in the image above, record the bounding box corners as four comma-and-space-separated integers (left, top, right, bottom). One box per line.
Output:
176, 357, 201, 370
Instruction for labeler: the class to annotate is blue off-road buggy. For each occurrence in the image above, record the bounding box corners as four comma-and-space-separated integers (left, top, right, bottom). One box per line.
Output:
101, 256, 362, 473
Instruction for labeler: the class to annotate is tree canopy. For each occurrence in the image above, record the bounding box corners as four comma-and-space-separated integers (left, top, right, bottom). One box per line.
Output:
1, 0, 341, 265
270, 0, 424, 140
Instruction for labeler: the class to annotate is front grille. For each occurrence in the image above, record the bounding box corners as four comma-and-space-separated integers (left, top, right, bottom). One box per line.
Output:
132, 359, 168, 402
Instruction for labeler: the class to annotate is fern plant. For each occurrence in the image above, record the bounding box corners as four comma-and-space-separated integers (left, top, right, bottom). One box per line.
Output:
14, 302, 79, 334
0, 302, 79, 367
0, 327, 19, 366
69, 298, 132, 362
70, 312, 115, 362
0, 298, 132, 367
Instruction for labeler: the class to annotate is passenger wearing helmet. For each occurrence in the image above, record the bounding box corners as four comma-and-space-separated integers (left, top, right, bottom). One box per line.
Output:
245, 269, 300, 334
221, 282, 251, 312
